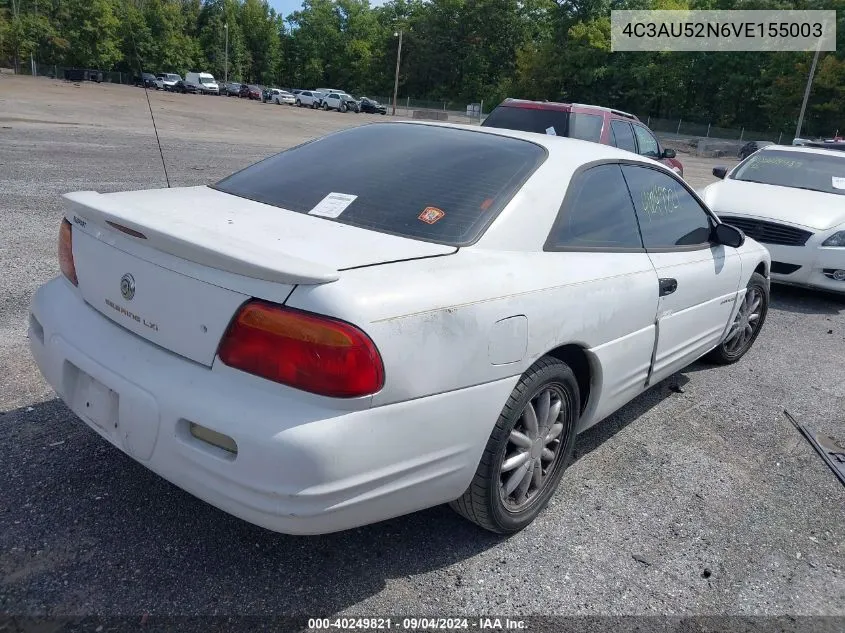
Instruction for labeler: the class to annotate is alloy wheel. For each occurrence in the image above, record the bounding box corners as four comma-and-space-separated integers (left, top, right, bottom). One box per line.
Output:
498, 385, 569, 512
724, 287, 763, 355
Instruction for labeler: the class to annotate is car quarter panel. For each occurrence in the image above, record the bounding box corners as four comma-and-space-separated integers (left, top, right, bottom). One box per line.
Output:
284, 247, 660, 432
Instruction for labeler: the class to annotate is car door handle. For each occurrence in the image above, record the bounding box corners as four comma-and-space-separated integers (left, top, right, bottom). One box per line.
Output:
659, 278, 678, 296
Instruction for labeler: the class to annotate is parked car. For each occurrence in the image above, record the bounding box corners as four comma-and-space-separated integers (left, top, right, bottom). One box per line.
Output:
701, 144, 845, 294
481, 98, 684, 178
155, 73, 182, 91
358, 97, 387, 115
134, 72, 157, 89
737, 140, 774, 160
171, 79, 192, 94
322, 92, 359, 113
31, 122, 768, 536
224, 82, 243, 97
269, 89, 296, 105
185, 72, 220, 95
315, 88, 343, 107
295, 90, 323, 108
247, 85, 263, 100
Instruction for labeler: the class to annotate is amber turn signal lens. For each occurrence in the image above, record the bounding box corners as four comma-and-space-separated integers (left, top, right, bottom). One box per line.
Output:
58, 218, 78, 286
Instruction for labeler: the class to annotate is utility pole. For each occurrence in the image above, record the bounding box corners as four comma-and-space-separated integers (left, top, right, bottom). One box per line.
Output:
391, 29, 403, 116
11, 0, 19, 74
224, 23, 229, 84
795, 36, 823, 141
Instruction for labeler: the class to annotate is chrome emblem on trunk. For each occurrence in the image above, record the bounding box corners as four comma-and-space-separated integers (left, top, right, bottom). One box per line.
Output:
120, 273, 136, 301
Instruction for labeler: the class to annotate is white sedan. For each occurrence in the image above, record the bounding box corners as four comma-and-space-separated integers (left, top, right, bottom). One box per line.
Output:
28, 122, 770, 535
701, 144, 845, 293
270, 89, 296, 105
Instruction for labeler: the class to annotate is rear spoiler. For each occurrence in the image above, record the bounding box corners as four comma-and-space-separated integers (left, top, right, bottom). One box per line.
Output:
63, 191, 340, 286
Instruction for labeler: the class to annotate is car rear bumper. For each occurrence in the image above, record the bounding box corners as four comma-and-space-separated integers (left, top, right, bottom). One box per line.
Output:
765, 242, 845, 294
28, 278, 513, 534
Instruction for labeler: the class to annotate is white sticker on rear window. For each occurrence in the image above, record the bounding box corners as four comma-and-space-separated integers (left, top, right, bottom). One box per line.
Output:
832, 177, 845, 190
309, 192, 358, 218
546, 126, 557, 136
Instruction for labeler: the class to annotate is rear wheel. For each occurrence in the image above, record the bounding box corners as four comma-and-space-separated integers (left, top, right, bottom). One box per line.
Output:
450, 356, 579, 534
705, 272, 768, 364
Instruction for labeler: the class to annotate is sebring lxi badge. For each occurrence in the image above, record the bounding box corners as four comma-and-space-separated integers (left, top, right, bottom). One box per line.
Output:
105, 273, 158, 332
120, 273, 136, 301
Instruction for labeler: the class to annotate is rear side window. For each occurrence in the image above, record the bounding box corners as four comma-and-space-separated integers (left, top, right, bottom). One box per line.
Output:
546, 164, 643, 250
213, 124, 546, 246
569, 113, 604, 143
621, 165, 712, 248
481, 105, 570, 137
611, 121, 636, 153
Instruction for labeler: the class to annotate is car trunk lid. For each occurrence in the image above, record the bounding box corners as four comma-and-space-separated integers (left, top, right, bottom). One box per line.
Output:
64, 186, 455, 366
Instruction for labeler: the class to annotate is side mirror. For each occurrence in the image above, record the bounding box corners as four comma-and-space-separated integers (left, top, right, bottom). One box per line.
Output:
712, 166, 728, 179
662, 148, 676, 159
713, 223, 745, 248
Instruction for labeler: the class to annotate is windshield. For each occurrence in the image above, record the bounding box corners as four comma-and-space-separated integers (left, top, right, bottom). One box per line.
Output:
167, 74, 180, 81
213, 124, 546, 246
732, 150, 845, 196
200, 76, 216, 84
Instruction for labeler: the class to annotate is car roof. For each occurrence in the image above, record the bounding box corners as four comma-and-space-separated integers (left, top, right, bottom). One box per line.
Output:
757, 144, 845, 158
495, 98, 639, 120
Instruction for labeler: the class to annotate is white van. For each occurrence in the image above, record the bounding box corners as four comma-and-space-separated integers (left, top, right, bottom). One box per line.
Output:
185, 72, 219, 95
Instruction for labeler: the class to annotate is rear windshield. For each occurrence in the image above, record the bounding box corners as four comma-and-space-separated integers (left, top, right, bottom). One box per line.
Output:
213, 123, 546, 246
732, 149, 845, 195
482, 105, 570, 137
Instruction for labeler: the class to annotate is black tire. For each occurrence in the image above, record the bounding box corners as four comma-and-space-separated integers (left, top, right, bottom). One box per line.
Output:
705, 271, 769, 364
296, 99, 301, 107
450, 356, 580, 534
322, 102, 328, 110
340, 103, 347, 113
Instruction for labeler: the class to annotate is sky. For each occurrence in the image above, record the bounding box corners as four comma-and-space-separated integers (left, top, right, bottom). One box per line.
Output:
269, 0, 301, 19
269, 0, 385, 20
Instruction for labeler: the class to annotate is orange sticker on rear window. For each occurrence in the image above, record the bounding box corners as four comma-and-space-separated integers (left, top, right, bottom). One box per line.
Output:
480, 198, 494, 211
419, 207, 445, 224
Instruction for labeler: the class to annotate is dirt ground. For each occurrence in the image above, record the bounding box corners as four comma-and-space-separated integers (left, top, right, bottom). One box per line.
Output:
0, 74, 842, 624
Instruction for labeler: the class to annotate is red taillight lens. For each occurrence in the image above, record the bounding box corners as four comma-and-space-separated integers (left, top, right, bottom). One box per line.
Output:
58, 218, 78, 286
217, 301, 385, 398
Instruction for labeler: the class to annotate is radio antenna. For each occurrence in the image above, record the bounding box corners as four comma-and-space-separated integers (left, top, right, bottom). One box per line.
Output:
123, 2, 171, 188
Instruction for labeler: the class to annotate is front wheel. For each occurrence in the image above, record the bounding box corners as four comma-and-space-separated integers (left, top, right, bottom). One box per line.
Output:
296, 99, 301, 107
322, 102, 328, 110
450, 356, 580, 534
340, 103, 347, 113
705, 271, 769, 364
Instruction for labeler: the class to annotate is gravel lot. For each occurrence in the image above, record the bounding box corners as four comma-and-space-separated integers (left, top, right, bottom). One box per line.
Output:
1, 75, 843, 622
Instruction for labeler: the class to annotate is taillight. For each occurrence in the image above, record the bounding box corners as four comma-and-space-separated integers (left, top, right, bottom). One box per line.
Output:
217, 301, 385, 398
58, 218, 78, 286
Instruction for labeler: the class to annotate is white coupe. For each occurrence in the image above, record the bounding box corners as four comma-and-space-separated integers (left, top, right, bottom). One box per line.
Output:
29, 122, 770, 535
701, 144, 845, 294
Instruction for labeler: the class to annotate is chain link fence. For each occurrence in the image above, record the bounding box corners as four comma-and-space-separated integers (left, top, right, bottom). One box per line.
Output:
641, 114, 790, 145
369, 95, 485, 125
14, 62, 137, 84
